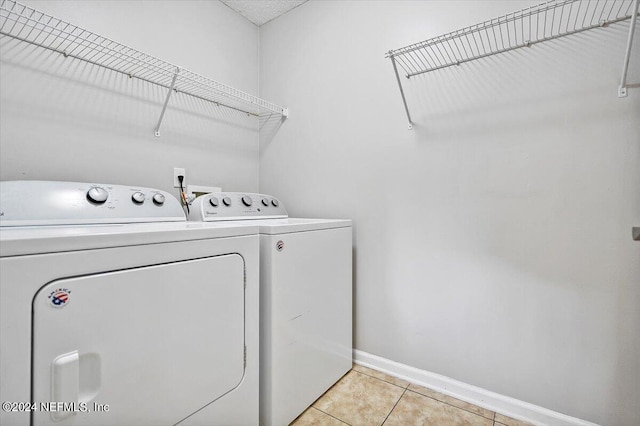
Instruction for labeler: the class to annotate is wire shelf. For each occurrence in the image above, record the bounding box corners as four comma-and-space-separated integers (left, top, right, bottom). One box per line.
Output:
0, 0, 288, 135
386, 0, 639, 129
387, 0, 636, 78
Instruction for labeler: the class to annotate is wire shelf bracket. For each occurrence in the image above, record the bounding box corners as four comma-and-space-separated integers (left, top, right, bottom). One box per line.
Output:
386, 0, 640, 129
154, 67, 180, 138
0, 0, 289, 137
619, 0, 639, 97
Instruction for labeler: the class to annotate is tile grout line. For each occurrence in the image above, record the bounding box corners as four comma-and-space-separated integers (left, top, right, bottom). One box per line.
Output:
352, 368, 410, 390
312, 406, 352, 425
380, 387, 407, 426
403, 388, 496, 421
312, 368, 501, 426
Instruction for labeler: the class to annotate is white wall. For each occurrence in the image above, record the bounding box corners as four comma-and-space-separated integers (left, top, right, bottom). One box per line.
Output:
0, 0, 260, 194
259, 1, 640, 425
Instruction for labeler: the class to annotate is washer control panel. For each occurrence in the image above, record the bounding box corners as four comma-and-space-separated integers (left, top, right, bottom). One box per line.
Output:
0, 181, 186, 226
188, 192, 287, 221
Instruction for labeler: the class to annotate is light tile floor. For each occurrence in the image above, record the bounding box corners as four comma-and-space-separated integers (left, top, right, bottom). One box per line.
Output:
291, 365, 535, 426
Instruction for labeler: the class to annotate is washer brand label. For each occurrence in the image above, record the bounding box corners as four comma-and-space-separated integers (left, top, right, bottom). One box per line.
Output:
276, 240, 284, 252
48, 288, 71, 308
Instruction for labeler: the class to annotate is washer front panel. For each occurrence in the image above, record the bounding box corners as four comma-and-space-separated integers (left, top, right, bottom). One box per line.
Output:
259, 226, 353, 426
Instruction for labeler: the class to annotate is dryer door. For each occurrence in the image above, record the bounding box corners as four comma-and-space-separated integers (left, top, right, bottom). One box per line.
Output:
32, 254, 245, 426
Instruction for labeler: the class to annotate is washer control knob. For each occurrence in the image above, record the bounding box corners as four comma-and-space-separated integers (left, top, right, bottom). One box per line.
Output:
271, 199, 279, 207
152, 193, 165, 205
262, 198, 269, 207
87, 187, 108, 204
131, 192, 145, 204
242, 195, 253, 206
223, 197, 232, 206
209, 197, 219, 207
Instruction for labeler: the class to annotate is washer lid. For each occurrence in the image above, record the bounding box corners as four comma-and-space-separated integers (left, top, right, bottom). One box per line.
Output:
253, 218, 352, 235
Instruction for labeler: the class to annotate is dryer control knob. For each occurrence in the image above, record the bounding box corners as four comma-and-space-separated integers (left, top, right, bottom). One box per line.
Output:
209, 197, 219, 207
223, 197, 232, 206
271, 199, 279, 207
242, 195, 253, 206
131, 192, 145, 204
87, 187, 108, 204
152, 193, 165, 205
262, 198, 269, 207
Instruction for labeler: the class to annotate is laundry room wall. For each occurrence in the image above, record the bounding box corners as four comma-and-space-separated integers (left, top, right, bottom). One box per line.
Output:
0, 0, 260, 194
259, 1, 640, 425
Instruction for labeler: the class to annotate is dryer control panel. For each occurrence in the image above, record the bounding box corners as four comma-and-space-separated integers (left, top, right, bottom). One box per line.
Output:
189, 192, 287, 221
0, 181, 186, 226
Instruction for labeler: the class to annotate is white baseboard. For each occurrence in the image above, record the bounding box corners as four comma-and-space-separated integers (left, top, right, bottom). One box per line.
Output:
353, 350, 600, 426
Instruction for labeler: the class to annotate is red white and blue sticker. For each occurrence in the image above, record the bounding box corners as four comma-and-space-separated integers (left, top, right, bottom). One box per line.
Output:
48, 288, 71, 308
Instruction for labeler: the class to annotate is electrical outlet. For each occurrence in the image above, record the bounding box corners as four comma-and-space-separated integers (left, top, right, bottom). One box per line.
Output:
173, 168, 185, 188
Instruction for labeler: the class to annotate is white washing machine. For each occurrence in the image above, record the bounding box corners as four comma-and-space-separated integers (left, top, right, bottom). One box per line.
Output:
188, 192, 352, 426
0, 181, 260, 426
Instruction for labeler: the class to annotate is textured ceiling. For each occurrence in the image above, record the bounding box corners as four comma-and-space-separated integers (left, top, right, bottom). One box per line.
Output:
219, 0, 308, 26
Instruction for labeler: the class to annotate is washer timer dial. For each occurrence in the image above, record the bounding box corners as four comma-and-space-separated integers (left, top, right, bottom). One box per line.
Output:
87, 187, 108, 204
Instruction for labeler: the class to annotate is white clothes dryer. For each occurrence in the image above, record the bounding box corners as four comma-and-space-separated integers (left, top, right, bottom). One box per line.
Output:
0, 181, 259, 426
188, 192, 352, 426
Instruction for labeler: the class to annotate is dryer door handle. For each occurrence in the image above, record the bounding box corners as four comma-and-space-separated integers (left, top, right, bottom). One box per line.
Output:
51, 350, 80, 420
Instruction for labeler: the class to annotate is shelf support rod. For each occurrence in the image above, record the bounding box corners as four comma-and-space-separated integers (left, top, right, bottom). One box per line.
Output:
618, 0, 639, 97
389, 55, 413, 130
154, 67, 181, 137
